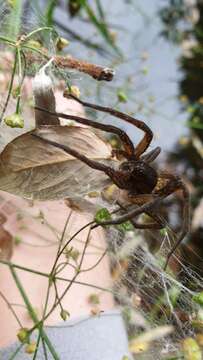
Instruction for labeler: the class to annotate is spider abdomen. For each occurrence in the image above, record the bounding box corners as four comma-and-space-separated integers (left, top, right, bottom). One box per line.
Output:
119, 160, 158, 195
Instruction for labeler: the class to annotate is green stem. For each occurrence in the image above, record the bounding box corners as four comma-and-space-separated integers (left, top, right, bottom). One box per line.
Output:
22, 44, 50, 59
0, 49, 18, 122
8, 343, 24, 360
32, 331, 41, 360
9, 265, 60, 360
0, 35, 15, 46
0, 289, 23, 327
0, 261, 112, 292
24, 27, 54, 41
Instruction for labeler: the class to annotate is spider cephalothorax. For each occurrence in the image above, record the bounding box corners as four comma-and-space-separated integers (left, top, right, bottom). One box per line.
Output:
118, 160, 158, 195
33, 94, 190, 269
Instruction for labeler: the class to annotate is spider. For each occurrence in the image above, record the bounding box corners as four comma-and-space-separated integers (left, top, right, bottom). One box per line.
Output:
33, 94, 190, 269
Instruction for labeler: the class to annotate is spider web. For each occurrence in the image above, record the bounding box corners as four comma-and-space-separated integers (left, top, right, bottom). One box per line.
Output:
106, 223, 203, 359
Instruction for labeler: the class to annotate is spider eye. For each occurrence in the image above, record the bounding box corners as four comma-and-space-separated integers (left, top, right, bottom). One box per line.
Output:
119, 161, 132, 172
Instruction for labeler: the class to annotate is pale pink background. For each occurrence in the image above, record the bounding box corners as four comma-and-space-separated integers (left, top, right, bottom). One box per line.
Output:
0, 192, 114, 347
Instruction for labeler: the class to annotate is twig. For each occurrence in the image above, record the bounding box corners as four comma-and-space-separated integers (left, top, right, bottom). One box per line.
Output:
54, 55, 114, 81
25, 52, 115, 81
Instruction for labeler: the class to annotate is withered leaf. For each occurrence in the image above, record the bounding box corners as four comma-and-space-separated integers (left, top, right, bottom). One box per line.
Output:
0, 226, 13, 260
0, 125, 116, 201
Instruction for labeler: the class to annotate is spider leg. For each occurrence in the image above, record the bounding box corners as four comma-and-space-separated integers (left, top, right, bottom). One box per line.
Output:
157, 173, 190, 270
95, 195, 164, 225
145, 211, 167, 229
32, 133, 131, 189
141, 146, 161, 163
66, 94, 153, 159
35, 106, 134, 160
117, 201, 165, 229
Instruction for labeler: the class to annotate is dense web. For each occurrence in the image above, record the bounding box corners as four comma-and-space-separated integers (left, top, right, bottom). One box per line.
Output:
106, 223, 203, 358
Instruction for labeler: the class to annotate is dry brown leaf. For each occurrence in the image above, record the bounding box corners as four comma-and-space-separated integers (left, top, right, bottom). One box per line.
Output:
0, 226, 13, 260
0, 125, 116, 202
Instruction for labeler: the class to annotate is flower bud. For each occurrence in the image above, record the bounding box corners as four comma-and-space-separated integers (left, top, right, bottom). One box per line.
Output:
64, 85, 80, 98
25, 342, 37, 354
56, 37, 70, 51
4, 113, 24, 128
60, 309, 70, 321
17, 328, 29, 343
117, 90, 128, 103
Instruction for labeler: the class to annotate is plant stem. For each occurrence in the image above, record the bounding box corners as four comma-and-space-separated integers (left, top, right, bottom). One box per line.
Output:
0, 49, 18, 122
0, 290, 23, 328
0, 36, 15, 46
9, 265, 60, 360
24, 27, 54, 41
8, 343, 24, 360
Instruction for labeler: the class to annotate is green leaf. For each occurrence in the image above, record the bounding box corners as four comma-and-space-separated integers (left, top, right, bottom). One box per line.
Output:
117, 221, 134, 232
95, 208, 111, 223
186, 121, 203, 130
45, 0, 57, 26
193, 292, 203, 306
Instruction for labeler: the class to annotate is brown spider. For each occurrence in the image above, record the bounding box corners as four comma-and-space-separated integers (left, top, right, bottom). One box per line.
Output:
33, 94, 190, 269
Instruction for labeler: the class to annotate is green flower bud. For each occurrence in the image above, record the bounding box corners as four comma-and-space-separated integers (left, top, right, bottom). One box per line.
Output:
88, 294, 100, 305
12, 86, 20, 99
17, 328, 29, 343
70, 248, 80, 261
25, 342, 37, 354
4, 113, 24, 128
56, 37, 70, 51
60, 309, 70, 321
117, 90, 128, 103
141, 66, 149, 75
26, 39, 42, 49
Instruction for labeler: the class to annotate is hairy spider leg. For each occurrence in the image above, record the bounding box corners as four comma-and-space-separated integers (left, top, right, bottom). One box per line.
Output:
141, 146, 161, 163
32, 133, 132, 190
158, 173, 190, 270
66, 94, 153, 159
117, 201, 166, 230
34, 106, 134, 160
